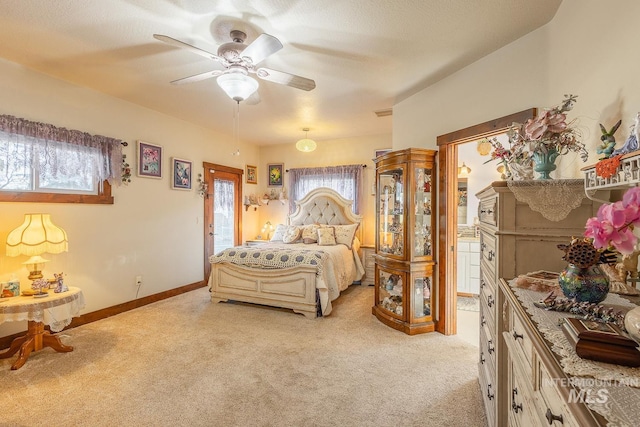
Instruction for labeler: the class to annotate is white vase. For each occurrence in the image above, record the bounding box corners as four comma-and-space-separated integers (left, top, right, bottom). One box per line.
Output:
625, 306, 640, 344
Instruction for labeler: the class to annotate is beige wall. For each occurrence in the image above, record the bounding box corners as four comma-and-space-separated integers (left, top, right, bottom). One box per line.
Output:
0, 58, 261, 336
394, 0, 640, 180
257, 134, 391, 247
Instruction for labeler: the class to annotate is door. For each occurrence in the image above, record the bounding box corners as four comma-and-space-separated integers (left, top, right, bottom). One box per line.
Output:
436, 109, 536, 335
203, 162, 243, 280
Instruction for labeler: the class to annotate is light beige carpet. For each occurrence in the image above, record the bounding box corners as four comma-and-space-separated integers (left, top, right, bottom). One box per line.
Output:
1, 285, 486, 427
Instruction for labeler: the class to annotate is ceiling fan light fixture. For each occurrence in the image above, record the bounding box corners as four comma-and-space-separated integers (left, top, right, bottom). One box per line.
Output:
296, 128, 317, 153
217, 73, 258, 102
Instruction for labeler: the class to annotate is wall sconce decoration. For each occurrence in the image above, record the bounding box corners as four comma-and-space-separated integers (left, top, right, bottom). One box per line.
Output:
197, 173, 208, 197
457, 163, 472, 178
244, 194, 260, 211
122, 154, 132, 185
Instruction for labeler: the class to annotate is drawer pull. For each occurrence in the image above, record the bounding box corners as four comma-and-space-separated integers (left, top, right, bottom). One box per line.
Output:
487, 250, 494, 261
511, 388, 523, 413
488, 339, 494, 354
480, 279, 485, 289
545, 408, 564, 425
487, 383, 494, 400
487, 295, 494, 308
480, 352, 485, 364
480, 208, 493, 215
480, 242, 486, 251
513, 330, 524, 341
481, 315, 486, 326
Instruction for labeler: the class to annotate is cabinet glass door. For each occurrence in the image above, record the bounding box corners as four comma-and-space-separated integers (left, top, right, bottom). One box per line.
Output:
412, 275, 432, 319
378, 167, 404, 257
413, 167, 432, 257
378, 267, 404, 318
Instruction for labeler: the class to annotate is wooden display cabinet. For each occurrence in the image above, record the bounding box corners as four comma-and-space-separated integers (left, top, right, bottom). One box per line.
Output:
372, 148, 436, 334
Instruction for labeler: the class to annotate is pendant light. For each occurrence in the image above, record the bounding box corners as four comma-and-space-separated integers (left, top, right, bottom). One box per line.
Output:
296, 128, 317, 153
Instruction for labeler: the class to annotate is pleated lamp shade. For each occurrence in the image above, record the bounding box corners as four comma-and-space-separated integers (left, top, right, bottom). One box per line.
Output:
6, 214, 68, 257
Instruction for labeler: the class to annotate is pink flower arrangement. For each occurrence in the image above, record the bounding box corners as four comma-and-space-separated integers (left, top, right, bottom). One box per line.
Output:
512, 94, 588, 161
584, 187, 640, 255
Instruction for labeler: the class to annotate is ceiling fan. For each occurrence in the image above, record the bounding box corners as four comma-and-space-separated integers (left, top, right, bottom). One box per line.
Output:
153, 30, 316, 102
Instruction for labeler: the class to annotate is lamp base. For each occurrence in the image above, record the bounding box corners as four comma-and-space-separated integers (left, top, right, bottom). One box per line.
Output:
27, 270, 44, 280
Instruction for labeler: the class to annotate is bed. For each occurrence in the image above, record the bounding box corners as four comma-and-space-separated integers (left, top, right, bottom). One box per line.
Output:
208, 187, 365, 318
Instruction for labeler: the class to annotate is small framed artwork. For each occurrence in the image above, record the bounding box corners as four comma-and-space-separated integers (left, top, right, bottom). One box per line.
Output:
246, 165, 257, 184
137, 140, 163, 178
171, 157, 192, 190
267, 163, 284, 187
374, 148, 392, 159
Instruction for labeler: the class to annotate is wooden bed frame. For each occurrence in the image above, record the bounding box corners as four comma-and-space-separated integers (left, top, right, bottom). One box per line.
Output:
208, 187, 363, 318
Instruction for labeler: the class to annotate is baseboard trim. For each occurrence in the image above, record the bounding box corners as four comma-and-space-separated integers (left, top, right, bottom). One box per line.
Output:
0, 280, 207, 350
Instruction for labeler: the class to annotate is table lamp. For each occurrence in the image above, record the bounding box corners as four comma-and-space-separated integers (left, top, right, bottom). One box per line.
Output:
6, 214, 68, 282
261, 221, 274, 240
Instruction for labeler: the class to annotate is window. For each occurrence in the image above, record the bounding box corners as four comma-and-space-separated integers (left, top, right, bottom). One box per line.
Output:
288, 165, 364, 214
0, 115, 123, 204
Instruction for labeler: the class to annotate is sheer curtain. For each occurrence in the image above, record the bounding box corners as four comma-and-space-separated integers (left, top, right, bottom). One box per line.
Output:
0, 115, 124, 190
288, 164, 364, 214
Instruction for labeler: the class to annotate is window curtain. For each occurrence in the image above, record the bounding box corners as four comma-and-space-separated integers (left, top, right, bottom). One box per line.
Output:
288, 164, 364, 214
0, 114, 124, 188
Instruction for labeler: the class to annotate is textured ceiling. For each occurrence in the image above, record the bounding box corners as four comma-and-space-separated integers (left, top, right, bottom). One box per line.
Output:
0, 0, 562, 146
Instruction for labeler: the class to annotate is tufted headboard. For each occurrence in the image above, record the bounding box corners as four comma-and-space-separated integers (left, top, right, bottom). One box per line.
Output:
288, 187, 363, 242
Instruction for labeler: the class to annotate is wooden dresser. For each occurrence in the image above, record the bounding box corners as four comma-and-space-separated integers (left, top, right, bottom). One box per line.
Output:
476, 180, 600, 426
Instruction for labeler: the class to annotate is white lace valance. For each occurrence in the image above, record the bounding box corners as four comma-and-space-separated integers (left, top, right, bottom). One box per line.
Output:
0, 114, 124, 187
507, 179, 586, 222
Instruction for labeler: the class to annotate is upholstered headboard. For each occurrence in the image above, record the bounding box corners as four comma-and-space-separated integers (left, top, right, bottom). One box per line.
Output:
288, 187, 363, 242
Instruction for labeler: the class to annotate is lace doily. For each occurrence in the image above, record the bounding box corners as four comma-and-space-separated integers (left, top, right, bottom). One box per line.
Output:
507, 179, 586, 222
511, 283, 640, 426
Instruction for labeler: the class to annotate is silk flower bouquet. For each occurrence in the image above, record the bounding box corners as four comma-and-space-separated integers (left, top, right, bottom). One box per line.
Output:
584, 186, 640, 343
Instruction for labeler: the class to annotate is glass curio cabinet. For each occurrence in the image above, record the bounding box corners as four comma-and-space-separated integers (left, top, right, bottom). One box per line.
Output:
372, 148, 436, 335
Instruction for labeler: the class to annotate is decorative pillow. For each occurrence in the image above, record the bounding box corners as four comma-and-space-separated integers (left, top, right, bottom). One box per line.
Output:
302, 224, 321, 244
317, 226, 337, 246
333, 223, 359, 249
283, 226, 302, 244
270, 224, 288, 242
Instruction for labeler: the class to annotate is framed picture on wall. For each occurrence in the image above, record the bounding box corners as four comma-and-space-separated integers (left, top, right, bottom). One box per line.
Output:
374, 148, 392, 159
171, 157, 192, 190
137, 140, 163, 178
267, 163, 284, 187
246, 165, 257, 184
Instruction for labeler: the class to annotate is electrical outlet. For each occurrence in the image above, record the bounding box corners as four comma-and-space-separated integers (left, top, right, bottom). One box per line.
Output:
135, 275, 142, 286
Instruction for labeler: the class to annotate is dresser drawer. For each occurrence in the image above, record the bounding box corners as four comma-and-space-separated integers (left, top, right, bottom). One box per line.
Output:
481, 321, 497, 369
480, 231, 497, 278
503, 308, 534, 383
479, 267, 496, 325
535, 359, 581, 427
478, 355, 496, 427
478, 196, 498, 226
508, 356, 539, 427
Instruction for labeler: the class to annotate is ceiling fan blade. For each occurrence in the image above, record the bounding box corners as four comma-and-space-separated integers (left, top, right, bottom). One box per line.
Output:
256, 67, 316, 91
153, 34, 224, 63
170, 70, 223, 85
241, 34, 283, 66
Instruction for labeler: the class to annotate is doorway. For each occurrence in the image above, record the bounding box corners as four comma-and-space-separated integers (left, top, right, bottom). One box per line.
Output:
435, 109, 536, 335
203, 162, 243, 280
